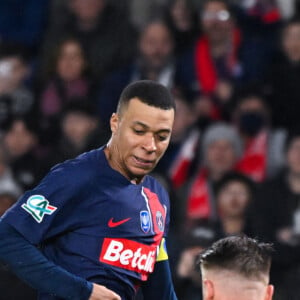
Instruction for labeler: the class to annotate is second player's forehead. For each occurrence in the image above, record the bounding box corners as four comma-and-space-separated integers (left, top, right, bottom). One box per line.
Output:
204, 268, 269, 289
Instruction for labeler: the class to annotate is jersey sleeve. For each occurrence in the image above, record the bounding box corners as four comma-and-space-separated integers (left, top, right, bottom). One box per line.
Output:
0, 220, 93, 300
1, 161, 90, 244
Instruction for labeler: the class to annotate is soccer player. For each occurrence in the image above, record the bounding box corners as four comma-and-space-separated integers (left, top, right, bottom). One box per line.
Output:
0, 80, 177, 300
198, 236, 274, 300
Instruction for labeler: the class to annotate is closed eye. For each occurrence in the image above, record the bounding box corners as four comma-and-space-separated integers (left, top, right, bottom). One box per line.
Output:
157, 135, 169, 141
133, 129, 145, 135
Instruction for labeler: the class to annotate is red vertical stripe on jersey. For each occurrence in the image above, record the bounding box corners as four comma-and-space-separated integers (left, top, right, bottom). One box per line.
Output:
142, 187, 165, 244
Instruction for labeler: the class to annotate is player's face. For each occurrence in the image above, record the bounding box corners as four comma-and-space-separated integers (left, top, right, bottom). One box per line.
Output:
109, 98, 174, 182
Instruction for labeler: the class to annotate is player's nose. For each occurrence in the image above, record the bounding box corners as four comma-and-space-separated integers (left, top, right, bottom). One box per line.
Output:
143, 135, 157, 152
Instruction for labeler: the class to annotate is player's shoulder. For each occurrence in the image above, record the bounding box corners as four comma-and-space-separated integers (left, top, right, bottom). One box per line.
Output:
48, 147, 105, 183
144, 174, 170, 202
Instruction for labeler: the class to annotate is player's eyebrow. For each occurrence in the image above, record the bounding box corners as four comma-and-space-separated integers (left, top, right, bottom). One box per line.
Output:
132, 121, 149, 128
132, 121, 172, 133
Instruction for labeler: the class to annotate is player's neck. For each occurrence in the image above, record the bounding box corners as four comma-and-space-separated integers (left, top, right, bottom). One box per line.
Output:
104, 144, 143, 184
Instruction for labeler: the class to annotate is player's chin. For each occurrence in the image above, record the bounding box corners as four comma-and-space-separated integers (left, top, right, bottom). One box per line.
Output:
129, 164, 156, 177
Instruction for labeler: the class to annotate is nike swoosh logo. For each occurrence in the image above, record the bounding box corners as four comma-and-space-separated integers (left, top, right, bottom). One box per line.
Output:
108, 217, 131, 228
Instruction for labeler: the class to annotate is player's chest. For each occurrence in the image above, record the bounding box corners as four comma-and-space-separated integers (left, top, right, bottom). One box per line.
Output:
82, 185, 167, 238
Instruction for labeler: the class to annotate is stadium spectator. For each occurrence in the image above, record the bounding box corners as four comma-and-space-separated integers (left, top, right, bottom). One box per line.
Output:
164, 0, 199, 55
176, 0, 242, 110
232, 88, 286, 182
183, 123, 242, 225
214, 171, 255, 236
96, 19, 175, 126
157, 88, 197, 180
0, 142, 35, 299
264, 17, 300, 132
197, 236, 274, 300
43, 101, 109, 171
0, 43, 35, 131
175, 172, 255, 300
175, 0, 276, 119
39, 37, 91, 118
41, 0, 136, 82
2, 117, 42, 190
253, 130, 300, 299
38, 37, 92, 143
230, 0, 282, 79
0, 145, 22, 216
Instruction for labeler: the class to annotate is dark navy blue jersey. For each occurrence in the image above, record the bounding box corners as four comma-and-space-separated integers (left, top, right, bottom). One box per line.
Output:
2, 147, 171, 299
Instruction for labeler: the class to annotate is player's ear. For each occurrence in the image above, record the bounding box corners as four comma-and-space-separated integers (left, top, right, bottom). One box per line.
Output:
264, 284, 274, 300
110, 113, 119, 133
203, 279, 214, 300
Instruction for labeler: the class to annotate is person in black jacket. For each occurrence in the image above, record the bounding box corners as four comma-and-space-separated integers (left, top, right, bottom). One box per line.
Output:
253, 130, 300, 299
264, 17, 300, 132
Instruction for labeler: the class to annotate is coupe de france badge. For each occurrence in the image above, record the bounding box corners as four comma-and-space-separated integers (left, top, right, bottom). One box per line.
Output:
21, 195, 57, 223
140, 210, 150, 233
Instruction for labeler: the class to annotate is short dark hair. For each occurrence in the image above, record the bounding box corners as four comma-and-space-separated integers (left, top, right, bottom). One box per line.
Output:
198, 236, 273, 281
215, 171, 255, 199
117, 80, 175, 114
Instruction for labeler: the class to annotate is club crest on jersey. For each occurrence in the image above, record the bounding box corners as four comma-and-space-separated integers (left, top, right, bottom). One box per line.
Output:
156, 211, 164, 232
140, 210, 150, 233
21, 195, 57, 223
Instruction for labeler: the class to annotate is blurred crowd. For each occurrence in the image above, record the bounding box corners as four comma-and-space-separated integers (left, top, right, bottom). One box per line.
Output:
1, 0, 300, 299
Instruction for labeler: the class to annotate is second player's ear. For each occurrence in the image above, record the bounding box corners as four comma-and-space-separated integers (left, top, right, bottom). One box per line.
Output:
110, 113, 119, 133
203, 279, 214, 300
265, 284, 274, 300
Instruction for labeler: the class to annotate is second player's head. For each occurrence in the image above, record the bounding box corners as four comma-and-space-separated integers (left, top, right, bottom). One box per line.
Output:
198, 236, 274, 300
107, 80, 175, 183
